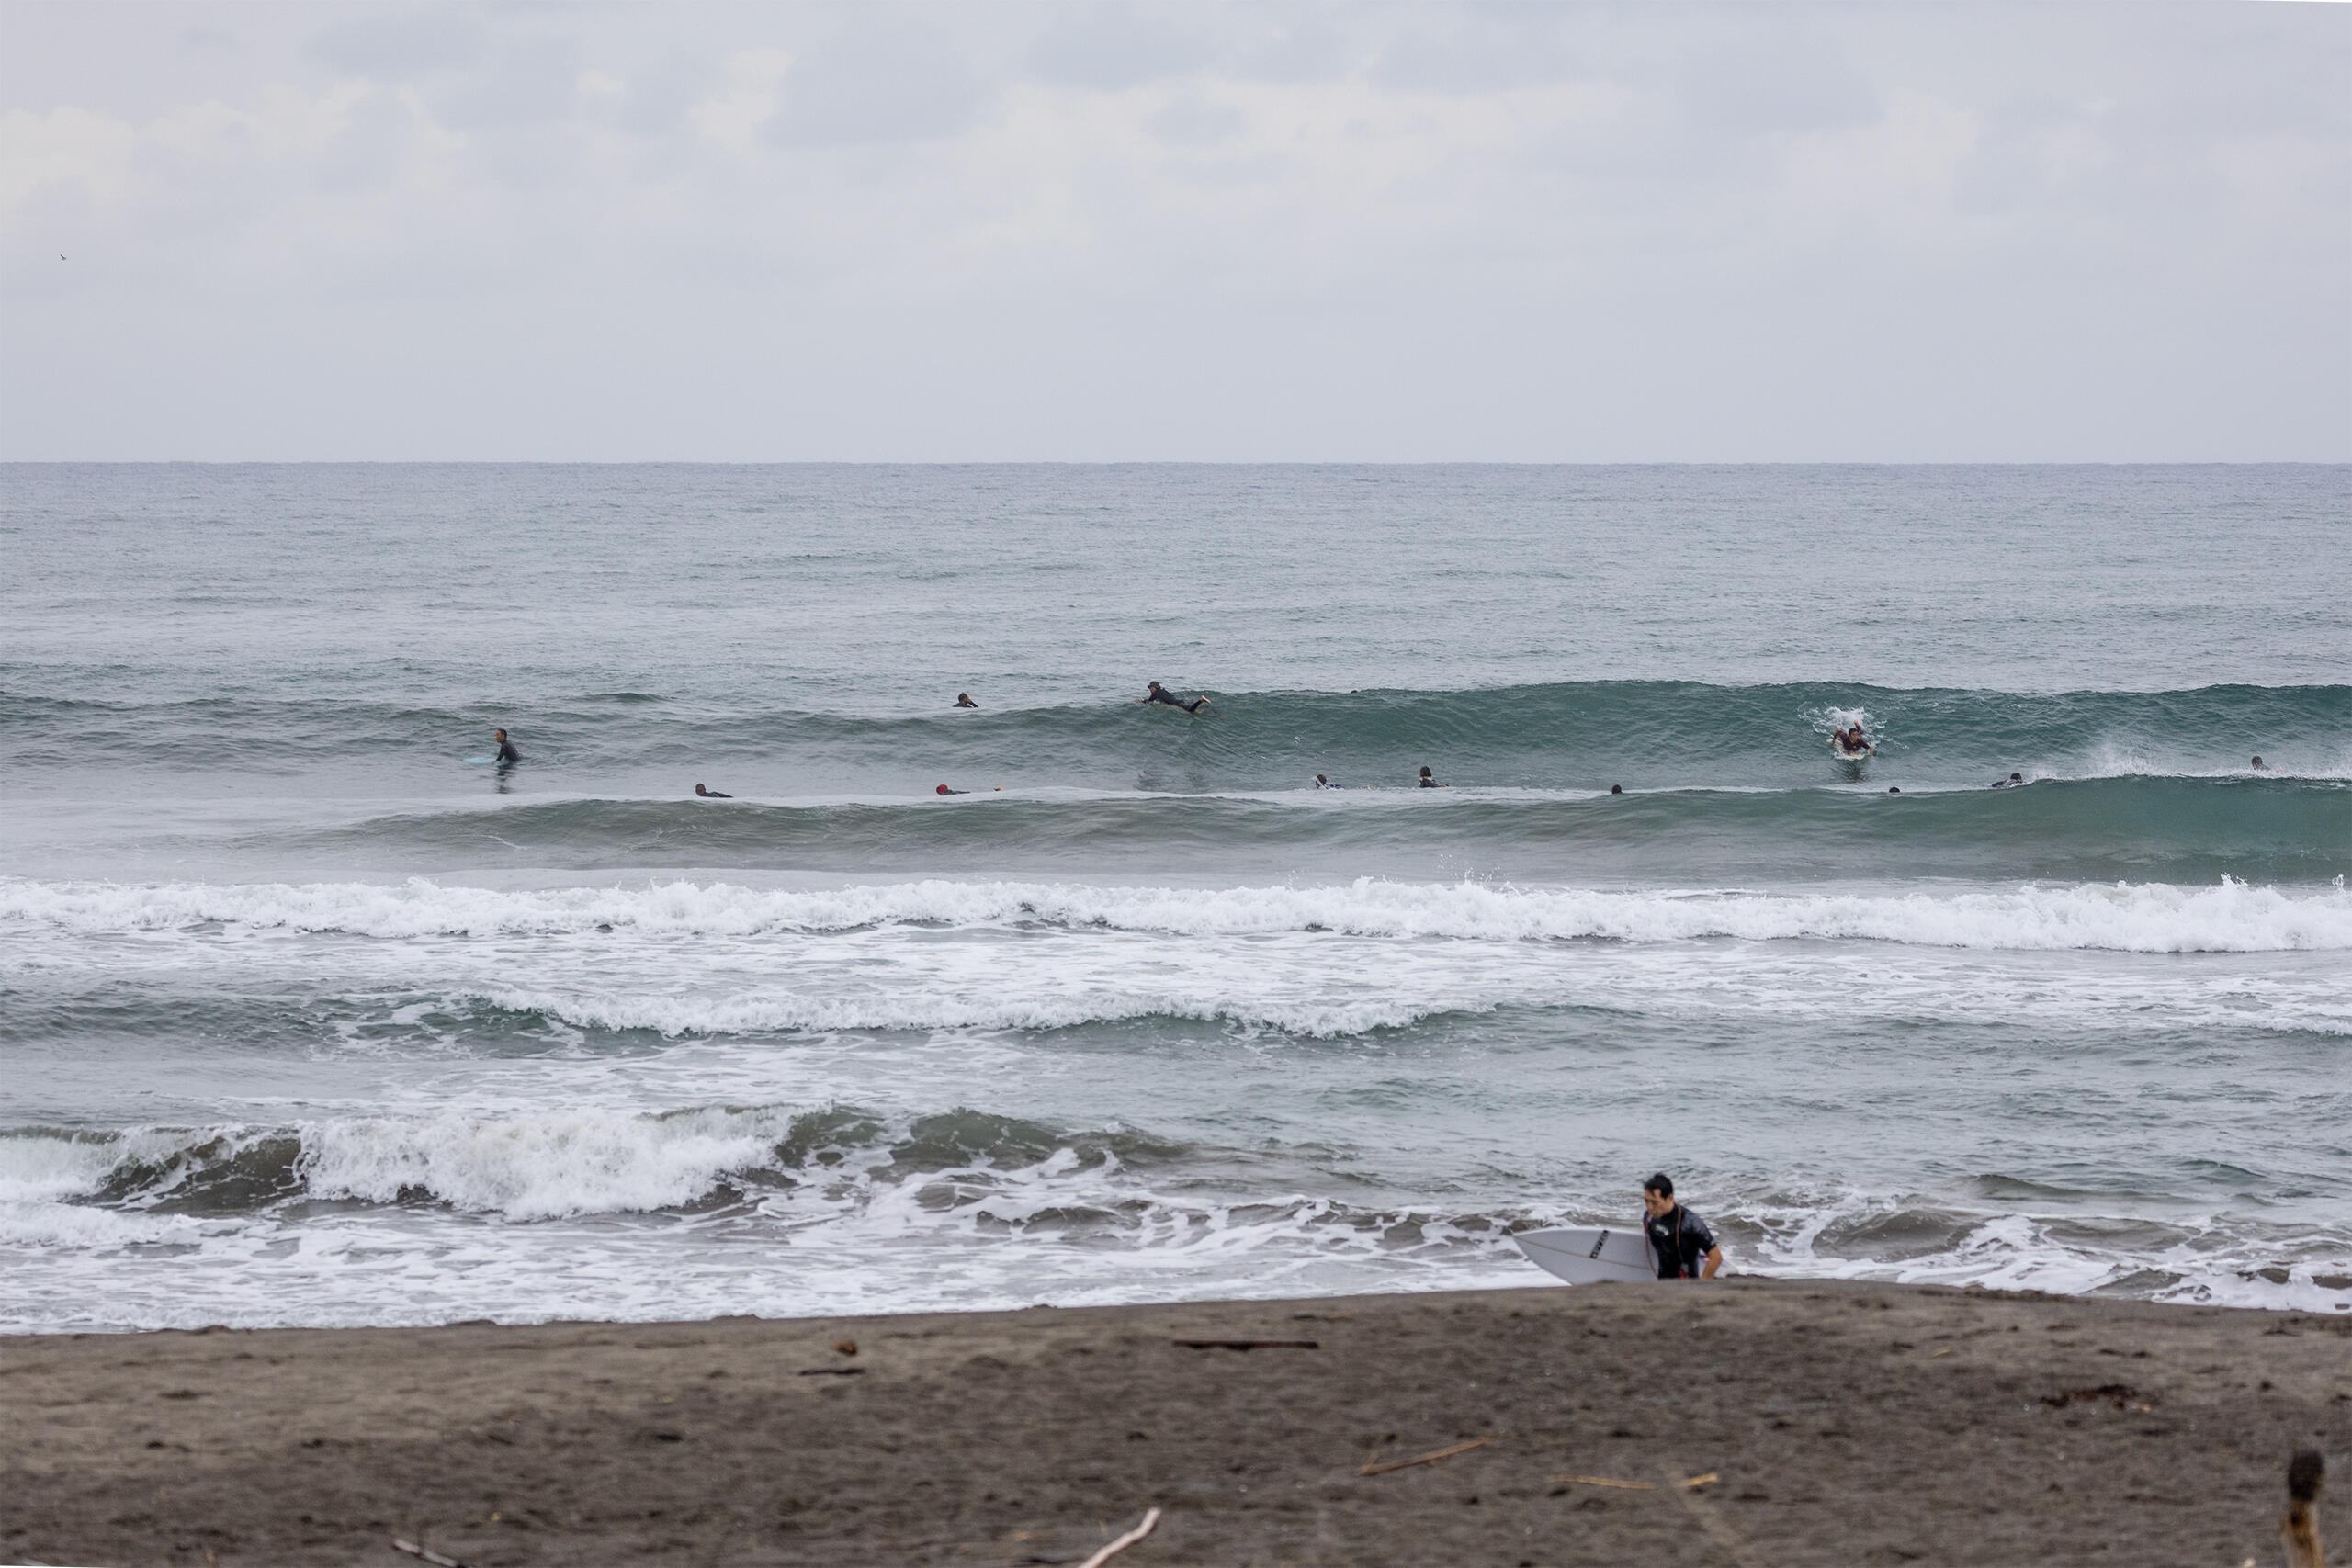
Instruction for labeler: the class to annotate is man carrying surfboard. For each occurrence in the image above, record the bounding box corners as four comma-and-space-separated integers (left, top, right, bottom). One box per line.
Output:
1641, 1174, 1722, 1280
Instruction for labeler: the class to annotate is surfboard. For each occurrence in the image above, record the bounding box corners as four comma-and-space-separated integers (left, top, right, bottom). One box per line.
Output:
462, 756, 494, 764
1514, 1225, 1658, 1285
1830, 740, 1874, 761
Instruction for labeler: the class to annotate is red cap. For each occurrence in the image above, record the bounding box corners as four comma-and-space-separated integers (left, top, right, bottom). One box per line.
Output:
936, 784, 953, 795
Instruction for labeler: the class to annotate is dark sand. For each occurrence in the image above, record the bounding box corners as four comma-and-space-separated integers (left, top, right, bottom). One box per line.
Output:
3, 1280, 2344, 1567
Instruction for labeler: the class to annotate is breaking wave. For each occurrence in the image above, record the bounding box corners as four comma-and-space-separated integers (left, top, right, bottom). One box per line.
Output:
8, 874, 2348, 953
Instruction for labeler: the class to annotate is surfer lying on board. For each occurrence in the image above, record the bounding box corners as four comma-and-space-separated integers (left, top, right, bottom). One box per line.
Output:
694, 784, 731, 798
1642, 1174, 1722, 1280
1833, 724, 1871, 755
1141, 681, 1209, 714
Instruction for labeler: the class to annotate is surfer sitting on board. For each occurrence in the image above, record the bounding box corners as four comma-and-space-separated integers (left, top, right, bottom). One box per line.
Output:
1642, 1174, 1722, 1280
492, 728, 521, 766
1141, 681, 1209, 714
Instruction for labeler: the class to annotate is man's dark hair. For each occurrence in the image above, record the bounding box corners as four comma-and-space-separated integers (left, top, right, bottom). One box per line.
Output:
1644, 1173, 1674, 1198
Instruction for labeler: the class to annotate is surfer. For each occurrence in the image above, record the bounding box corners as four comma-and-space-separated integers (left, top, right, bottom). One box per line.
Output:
935, 784, 967, 795
1419, 766, 1442, 788
1990, 772, 2023, 788
2252, 755, 2268, 771
1641, 1174, 1722, 1280
1611, 784, 1623, 795
1314, 773, 1335, 788
955, 693, 978, 708
492, 728, 521, 766
694, 784, 731, 798
1834, 724, 1871, 757
1140, 681, 1209, 714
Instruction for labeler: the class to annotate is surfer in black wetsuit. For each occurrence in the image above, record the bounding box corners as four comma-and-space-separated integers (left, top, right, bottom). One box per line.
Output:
1141, 681, 1208, 714
935, 784, 967, 795
955, 693, 978, 708
1314, 773, 1334, 788
1990, 772, 2023, 788
1641, 1173, 1722, 1280
492, 728, 521, 766
695, 784, 731, 798
1418, 765, 1441, 788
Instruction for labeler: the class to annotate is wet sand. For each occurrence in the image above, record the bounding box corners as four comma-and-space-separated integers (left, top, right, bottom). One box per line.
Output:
3, 1279, 2344, 1567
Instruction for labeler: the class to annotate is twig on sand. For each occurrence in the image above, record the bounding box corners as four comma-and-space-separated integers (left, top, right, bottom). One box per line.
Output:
1360, 1437, 1490, 1475
391, 1540, 470, 1568
1074, 1506, 1161, 1568
1666, 1468, 1767, 1568
2283, 1449, 2326, 1568
1170, 1338, 1320, 1350
1680, 1472, 1720, 1488
1552, 1474, 1654, 1490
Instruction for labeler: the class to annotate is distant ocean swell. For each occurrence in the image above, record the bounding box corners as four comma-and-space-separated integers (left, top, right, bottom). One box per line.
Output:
97, 781, 2351, 886
6, 680, 2346, 787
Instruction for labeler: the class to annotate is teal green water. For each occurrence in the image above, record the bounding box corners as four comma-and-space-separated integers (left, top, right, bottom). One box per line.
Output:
1, 464, 2346, 1329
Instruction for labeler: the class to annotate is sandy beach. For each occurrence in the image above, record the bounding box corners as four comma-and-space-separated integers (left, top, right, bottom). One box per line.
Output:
3, 1279, 2343, 1567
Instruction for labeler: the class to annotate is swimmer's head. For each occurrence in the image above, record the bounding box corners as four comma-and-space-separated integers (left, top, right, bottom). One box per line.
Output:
2252, 756, 2265, 768
1888, 785, 1900, 794
2011, 773, 2023, 782
494, 728, 507, 739
1611, 784, 1623, 795
1419, 765, 1432, 779
935, 784, 953, 795
1316, 774, 1328, 784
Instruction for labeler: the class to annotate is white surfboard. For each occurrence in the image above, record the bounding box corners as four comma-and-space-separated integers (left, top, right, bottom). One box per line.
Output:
1830, 739, 1873, 761
1515, 1225, 1658, 1285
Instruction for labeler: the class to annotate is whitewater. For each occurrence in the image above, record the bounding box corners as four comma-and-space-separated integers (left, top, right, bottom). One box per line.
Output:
2, 462, 2346, 1332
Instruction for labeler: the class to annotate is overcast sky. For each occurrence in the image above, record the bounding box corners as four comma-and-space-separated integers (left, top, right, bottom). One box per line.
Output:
2, 2, 2345, 461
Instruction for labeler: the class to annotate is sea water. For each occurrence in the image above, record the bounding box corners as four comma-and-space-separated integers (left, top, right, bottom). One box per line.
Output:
1, 463, 2346, 1331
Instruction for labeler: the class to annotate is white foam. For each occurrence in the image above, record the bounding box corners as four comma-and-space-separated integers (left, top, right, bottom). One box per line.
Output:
6, 874, 2347, 953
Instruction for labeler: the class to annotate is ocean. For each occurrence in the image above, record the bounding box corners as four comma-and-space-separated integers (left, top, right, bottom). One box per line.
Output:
2, 462, 2346, 1332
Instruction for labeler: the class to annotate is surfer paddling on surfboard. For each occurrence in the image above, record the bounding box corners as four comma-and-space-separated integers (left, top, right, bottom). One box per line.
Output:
1140, 681, 1209, 714
1831, 722, 1872, 760
1643, 1174, 1722, 1280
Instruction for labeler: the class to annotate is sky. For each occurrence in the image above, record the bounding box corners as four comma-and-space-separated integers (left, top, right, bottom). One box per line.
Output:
1, 1, 2346, 462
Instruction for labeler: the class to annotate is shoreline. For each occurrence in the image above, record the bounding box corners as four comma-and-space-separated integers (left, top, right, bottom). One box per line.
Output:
4, 1279, 2344, 1566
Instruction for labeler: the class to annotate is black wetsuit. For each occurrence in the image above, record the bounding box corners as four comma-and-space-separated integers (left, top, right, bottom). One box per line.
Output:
696, 786, 731, 798
494, 738, 522, 765
1644, 1203, 1717, 1280
1146, 687, 1205, 714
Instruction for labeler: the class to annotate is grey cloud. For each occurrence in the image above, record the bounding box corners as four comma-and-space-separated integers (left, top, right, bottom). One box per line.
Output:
1675, 34, 1879, 135
182, 26, 237, 52
763, 15, 991, 147
1370, 6, 1589, 94
1026, 4, 1220, 90
306, 7, 482, 76
434, 38, 586, 130
1145, 95, 1243, 147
